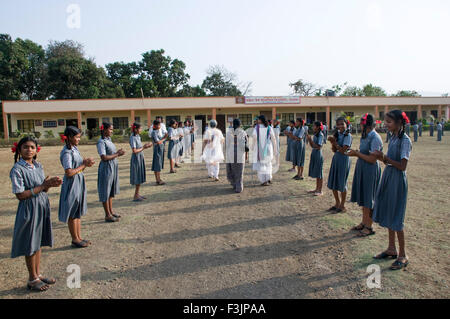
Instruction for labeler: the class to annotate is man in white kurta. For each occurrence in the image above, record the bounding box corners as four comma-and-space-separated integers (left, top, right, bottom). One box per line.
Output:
251, 122, 279, 185
201, 120, 224, 181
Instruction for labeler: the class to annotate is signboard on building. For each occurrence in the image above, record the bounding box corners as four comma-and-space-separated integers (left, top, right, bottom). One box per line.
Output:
237, 96, 301, 104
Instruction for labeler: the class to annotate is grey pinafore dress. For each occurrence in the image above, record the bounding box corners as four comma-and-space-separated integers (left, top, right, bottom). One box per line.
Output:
294, 126, 306, 167
350, 130, 383, 209
308, 132, 324, 179
285, 126, 293, 162
437, 123, 442, 141
10, 159, 53, 258
58, 145, 87, 223
97, 137, 120, 202
167, 127, 179, 160
327, 132, 352, 192
129, 135, 146, 185
151, 129, 165, 172
372, 134, 412, 231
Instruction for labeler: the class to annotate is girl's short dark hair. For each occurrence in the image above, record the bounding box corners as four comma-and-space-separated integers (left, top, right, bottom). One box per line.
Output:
153, 120, 161, 126
14, 136, 39, 163
168, 119, 176, 127
63, 126, 81, 149
258, 115, 268, 127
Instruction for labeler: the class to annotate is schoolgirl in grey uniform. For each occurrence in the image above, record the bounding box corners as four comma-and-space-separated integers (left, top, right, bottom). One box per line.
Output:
59, 126, 95, 248
10, 137, 62, 291
306, 121, 325, 196
167, 119, 181, 173
151, 120, 168, 185
291, 118, 307, 180
327, 117, 352, 213
436, 121, 443, 141
129, 122, 152, 201
97, 122, 125, 222
346, 114, 383, 237
429, 121, 434, 137
371, 110, 412, 270
284, 120, 296, 172
412, 122, 418, 142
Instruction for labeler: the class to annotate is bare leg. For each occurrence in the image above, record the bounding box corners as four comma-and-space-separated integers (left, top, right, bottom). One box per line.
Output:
102, 202, 111, 218
134, 184, 141, 199
299, 166, 304, 178
332, 190, 340, 207
387, 229, 397, 255
68, 218, 80, 243
397, 230, 406, 258
340, 191, 347, 209
317, 178, 323, 193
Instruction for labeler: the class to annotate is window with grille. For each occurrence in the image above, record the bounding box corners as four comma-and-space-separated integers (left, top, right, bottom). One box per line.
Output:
238, 114, 252, 126
17, 120, 35, 132
281, 113, 294, 124
113, 117, 129, 129
43, 120, 57, 128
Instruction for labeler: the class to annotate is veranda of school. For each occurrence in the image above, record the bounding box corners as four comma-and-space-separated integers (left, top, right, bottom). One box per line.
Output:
2, 96, 450, 139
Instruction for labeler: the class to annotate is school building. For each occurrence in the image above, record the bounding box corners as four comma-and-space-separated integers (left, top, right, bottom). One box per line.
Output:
2, 96, 450, 139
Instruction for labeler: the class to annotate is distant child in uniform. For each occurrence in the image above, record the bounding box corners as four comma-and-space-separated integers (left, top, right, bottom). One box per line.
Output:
346, 114, 383, 237
327, 117, 353, 213
97, 122, 125, 222
129, 122, 152, 201
306, 121, 324, 196
59, 126, 95, 249
412, 122, 418, 142
371, 110, 412, 270
436, 121, 443, 141
284, 120, 296, 172
151, 120, 168, 185
10, 137, 62, 291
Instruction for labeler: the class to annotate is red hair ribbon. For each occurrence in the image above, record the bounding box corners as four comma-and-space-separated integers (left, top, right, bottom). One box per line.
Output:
376, 120, 382, 125
301, 119, 305, 126
131, 124, 136, 131
361, 113, 368, 125
11, 142, 18, 153
37, 145, 41, 153
60, 135, 68, 143
100, 125, 104, 131
320, 122, 324, 131
401, 112, 410, 124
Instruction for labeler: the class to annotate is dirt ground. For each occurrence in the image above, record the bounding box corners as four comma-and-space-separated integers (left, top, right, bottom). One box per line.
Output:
0, 132, 448, 299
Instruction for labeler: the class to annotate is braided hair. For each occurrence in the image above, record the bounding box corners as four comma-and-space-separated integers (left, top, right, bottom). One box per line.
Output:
386, 109, 408, 139
296, 118, 305, 127
13, 136, 39, 163
360, 113, 375, 139
63, 126, 81, 150
258, 115, 268, 127
100, 122, 112, 139
334, 117, 351, 139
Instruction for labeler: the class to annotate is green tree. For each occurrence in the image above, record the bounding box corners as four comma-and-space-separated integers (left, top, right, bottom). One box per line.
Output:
392, 90, 421, 97
139, 49, 190, 97
0, 34, 26, 100
201, 65, 244, 96
289, 79, 319, 96
105, 61, 140, 97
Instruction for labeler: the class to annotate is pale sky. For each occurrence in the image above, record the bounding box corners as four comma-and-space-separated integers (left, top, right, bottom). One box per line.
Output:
1, 0, 449, 96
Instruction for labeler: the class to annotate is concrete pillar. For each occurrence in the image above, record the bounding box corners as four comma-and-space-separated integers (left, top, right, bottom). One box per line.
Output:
374, 105, 379, 118
438, 105, 442, 120
131, 109, 135, 124
77, 111, 82, 130
384, 105, 389, 116
272, 107, 277, 121
326, 106, 330, 126
446, 105, 450, 121
147, 109, 151, 128
417, 105, 422, 119
212, 108, 216, 120
2, 107, 9, 140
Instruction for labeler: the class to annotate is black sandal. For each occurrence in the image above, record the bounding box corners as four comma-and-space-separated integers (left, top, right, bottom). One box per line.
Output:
351, 223, 365, 231
39, 275, 56, 285
27, 279, 49, 292
373, 251, 398, 260
390, 258, 409, 270
71, 240, 89, 248
327, 206, 338, 211
105, 216, 119, 223
357, 226, 376, 237
112, 213, 121, 218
